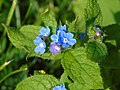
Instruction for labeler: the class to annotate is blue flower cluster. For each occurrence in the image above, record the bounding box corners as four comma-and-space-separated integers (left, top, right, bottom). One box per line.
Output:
53, 84, 67, 90
33, 27, 50, 54
33, 25, 76, 54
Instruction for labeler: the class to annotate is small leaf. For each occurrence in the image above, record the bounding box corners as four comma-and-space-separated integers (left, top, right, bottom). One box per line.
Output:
86, 41, 107, 63
15, 75, 60, 90
68, 18, 78, 33
85, 0, 102, 28
61, 47, 103, 89
41, 14, 57, 33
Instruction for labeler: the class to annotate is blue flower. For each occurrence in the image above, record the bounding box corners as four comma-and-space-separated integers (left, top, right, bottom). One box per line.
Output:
80, 32, 86, 40
50, 34, 61, 45
51, 31, 76, 48
50, 43, 61, 54
56, 25, 66, 35
59, 31, 76, 48
33, 37, 46, 54
53, 84, 67, 90
94, 26, 101, 32
39, 26, 50, 38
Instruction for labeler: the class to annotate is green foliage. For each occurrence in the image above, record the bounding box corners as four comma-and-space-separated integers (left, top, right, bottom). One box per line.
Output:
4, 25, 39, 51
61, 47, 103, 89
86, 41, 107, 63
85, 0, 102, 29
4, 25, 62, 60
68, 82, 90, 90
15, 75, 60, 90
27, 52, 62, 60
1, 0, 120, 90
98, 0, 120, 26
41, 14, 57, 33
60, 72, 71, 83
101, 24, 120, 68
103, 24, 120, 41
67, 18, 78, 33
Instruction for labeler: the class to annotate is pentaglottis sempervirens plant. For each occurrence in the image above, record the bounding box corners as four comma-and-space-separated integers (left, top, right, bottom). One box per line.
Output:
3, 0, 120, 90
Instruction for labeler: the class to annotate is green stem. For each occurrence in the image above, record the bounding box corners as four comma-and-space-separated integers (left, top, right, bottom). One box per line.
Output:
0, 68, 27, 84
6, 0, 17, 26
0, 60, 13, 71
15, 2, 21, 28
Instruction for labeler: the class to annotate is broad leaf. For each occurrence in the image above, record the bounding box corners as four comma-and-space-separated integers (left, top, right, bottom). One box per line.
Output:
61, 47, 103, 89
68, 82, 90, 90
98, 0, 120, 26
103, 24, 120, 41
86, 41, 107, 63
15, 75, 59, 90
4, 25, 39, 51
100, 24, 120, 68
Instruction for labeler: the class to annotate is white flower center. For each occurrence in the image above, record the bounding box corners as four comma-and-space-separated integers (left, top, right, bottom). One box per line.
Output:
39, 43, 44, 48
64, 38, 68, 43
44, 33, 47, 36
56, 38, 58, 42
54, 46, 60, 51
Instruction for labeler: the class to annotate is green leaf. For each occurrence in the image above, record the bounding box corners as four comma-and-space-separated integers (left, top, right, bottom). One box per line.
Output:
68, 82, 90, 90
72, 0, 87, 31
61, 47, 103, 89
27, 52, 62, 60
4, 25, 40, 51
68, 18, 77, 33
19, 25, 40, 40
85, 0, 102, 28
15, 75, 60, 90
101, 43, 120, 69
103, 24, 120, 41
41, 14, 57, 33
98, 0, 120, 26
86, 41, 107, 63
60, 72, 71, 83
101, 24, 120, 68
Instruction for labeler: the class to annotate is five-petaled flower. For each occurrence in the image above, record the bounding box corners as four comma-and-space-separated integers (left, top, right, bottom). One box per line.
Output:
50, 43, 61, 54
33, 37, 46, 54
53, 84, 67, 90
39, 26, 50, 38
51, 25, 76, 48
58, 31, 76, 48
56, 25, 66, 35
